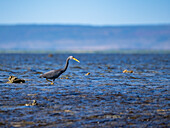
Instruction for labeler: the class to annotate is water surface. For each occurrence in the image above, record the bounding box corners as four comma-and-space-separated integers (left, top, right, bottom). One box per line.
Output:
0, 53, 169, 127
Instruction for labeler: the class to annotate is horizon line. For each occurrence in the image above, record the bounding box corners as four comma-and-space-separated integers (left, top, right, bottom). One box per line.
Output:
0, 49, 170, 54
0, 23, 170, 27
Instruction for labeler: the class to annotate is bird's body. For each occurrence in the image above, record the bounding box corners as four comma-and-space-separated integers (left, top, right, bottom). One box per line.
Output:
40, 56, 80, 84
40, 69, 64, 80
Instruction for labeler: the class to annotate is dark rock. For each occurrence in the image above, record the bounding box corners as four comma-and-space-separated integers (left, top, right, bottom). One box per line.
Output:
7, 76, 25, 83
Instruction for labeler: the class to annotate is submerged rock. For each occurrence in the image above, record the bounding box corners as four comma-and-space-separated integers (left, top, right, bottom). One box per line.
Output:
123, 69, 134, 73
60, 77, 69, 79
85, 72, 90, 76
7, 76, 25, 83
48, 54, 53, 57
25, 100, 38, 106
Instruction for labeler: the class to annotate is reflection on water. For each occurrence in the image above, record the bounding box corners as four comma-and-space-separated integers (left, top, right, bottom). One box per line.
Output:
0, 53, 169, 127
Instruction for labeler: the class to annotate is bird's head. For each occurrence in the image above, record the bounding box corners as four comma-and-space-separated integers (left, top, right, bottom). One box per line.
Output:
69, 56, 80, 63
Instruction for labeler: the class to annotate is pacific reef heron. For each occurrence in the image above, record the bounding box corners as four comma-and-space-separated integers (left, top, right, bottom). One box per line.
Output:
40, 56, 80, 84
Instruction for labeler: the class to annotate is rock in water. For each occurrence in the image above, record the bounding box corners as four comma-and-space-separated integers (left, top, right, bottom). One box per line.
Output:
85, 72, 90, 76
48, 54, 53, 57
123, 69, 134, 73
25, 100, 38, 106
7, 76, 25, 83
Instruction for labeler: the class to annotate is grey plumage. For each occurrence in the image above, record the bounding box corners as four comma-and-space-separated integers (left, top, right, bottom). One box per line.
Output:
40, 56, 80, 84
40, 69, 64, 80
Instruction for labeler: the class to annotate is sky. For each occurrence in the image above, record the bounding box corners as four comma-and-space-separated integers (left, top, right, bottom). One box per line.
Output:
0, 0, 170, 26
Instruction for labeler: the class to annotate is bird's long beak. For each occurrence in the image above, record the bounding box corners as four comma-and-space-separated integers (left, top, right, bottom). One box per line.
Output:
72, 57, 80, 63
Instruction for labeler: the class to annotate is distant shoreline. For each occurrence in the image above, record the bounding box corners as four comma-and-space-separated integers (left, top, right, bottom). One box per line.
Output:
1, 25, 170, 50
0, 50, 170, 54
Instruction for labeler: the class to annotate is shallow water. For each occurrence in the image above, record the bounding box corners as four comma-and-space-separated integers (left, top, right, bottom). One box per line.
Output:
0, 53, 169, 127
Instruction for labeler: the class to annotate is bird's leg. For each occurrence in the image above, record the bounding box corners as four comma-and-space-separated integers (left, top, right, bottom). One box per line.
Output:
46, 78, 53, 84
51, 79, 55, 85
51, 81, 54, 85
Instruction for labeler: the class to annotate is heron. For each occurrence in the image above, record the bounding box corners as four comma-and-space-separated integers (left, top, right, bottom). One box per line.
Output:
40, 56, 80, 85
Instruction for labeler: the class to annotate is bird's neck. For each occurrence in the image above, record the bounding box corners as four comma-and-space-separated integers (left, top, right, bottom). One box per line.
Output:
63, 58, 70, 72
